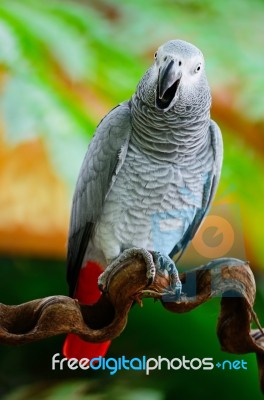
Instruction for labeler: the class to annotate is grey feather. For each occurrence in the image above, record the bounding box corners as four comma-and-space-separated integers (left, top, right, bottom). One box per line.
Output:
67, 101, 131, 296
169, 119, 223, 259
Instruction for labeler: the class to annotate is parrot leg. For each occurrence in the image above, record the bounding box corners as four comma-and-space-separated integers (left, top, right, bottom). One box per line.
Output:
98, 247, 156, 292
152, 251, 182, 301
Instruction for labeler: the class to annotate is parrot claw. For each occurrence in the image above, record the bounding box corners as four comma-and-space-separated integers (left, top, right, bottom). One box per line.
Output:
146, 276, 154, 286
146, 264, 156, 286
98, 249, 182, 302
152, 251, 182, 302
133, 294, 143, 307
98, 273, 110, 293
98, 282, 107, 293
98, 247, 156, 292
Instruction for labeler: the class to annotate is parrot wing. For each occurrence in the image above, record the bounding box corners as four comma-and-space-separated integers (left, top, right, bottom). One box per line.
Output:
67, 101, 132, 296
169, 120, 223, 260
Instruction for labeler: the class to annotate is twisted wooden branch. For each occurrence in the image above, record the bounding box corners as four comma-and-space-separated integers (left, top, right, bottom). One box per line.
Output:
1, 256, 264, 391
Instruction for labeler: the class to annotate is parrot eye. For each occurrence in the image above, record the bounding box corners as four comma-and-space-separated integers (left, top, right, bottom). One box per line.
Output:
154, 52, 157, 60
194, 63, 202, 73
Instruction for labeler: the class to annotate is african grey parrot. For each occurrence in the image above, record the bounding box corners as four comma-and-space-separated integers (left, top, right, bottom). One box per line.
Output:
63, 39, 223, 360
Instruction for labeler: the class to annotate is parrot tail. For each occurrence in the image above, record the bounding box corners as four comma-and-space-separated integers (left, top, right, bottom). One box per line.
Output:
63, 261, 111, 361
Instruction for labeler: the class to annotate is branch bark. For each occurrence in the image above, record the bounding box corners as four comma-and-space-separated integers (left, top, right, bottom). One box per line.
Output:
1, 256, 264, 391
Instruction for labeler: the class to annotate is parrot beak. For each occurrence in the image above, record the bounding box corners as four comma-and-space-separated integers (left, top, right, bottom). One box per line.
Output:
156, 59, 182, 110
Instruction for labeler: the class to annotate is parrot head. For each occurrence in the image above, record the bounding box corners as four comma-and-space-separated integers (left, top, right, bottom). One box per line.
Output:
137, 39, 211, 113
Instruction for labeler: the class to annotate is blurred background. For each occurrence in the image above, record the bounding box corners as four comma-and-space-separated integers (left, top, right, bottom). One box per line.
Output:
0, 0, 264, 399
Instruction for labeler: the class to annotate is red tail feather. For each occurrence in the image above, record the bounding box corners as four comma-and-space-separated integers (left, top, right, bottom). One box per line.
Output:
63, 261, 111, 360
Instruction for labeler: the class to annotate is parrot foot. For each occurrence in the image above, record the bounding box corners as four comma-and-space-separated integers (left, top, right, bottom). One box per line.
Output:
98, 247, 156, 293
152, 251, 182, 301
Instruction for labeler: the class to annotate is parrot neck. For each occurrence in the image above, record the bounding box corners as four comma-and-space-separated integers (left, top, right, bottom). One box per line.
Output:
130, 94, 211, 165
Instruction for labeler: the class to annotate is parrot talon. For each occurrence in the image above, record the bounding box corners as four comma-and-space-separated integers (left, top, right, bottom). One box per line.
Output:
146, 265, 156, 286
152, 251, 182, 302
134, 294, 143, 307
98, 282, 107, 293
98, 247, 156, 292
146, 276, 154, 287
98, 272, 111, 293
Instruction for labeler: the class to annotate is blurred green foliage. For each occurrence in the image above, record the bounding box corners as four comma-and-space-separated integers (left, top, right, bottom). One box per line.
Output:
1, 0, 264, 183
0, 0, 144, 184
0, 0, 264, 399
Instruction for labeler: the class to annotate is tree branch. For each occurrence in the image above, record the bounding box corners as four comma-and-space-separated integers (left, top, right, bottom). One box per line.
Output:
1, 256, 264, 391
